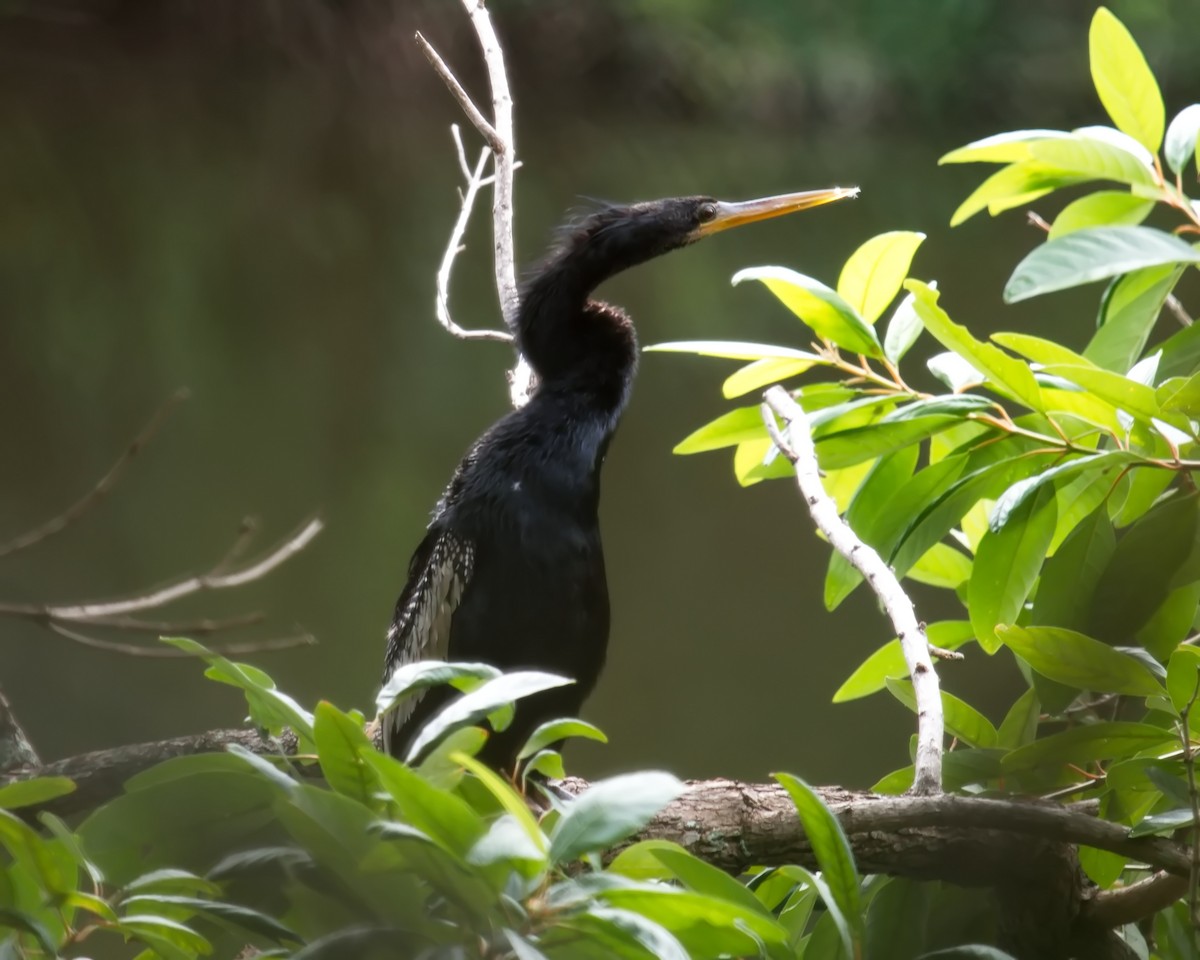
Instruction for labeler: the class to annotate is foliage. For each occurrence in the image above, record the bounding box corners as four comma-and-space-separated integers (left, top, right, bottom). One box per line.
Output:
652, 5, 1200, 952
1, 6, 1198, 959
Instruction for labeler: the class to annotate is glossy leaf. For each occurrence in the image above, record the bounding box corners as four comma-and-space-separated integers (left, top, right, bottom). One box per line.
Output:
997, 687, 1040, 749
1049, 191, 1154, 239
1086, 264, 1184, 373
906, 281, 1042, 409
548, 772, 684, 864
836, 230, 926, 324
117, 914, 211, 955
907, 543, 972, 589
1038, 363, 1160, 421
360, 751, 484, 857
674, 406, 763, 455
885, 679, 999, 748
1002, 721, 1173, 774
990, 332, 1091, 367
939, 129, 1071, 165
815, 416, 961, 470
733, 266, 883, 357
121, 894, 298, 943
833, 622, 974, 702
1033, 507, 1116, 632
883, 288, 926, 363
312, 702, 375, 806
375, 661, 499, 716
518, 718, 608, 760
598, 886, 789, 955
919, 948, 1019, 960
405, 671, 573, 762
645, 340, 818, 361
1165, 104, 1200, 175
969, 483, 1057, 652
1028, 135, 1154, 186
651, 847, 768, 915
1089, 7, 1165, 152
774, 773, 863, 951
989, 451, 1135, 530
1004, 227, 1200, 303
949, 162, 1086, 226
722, 356, 821, 398
452, 752, 546, 856
1139, 582, 1200, 661
998, 625, 1164, 696
1167, 647, 1200, 715
0, 777, 74, 810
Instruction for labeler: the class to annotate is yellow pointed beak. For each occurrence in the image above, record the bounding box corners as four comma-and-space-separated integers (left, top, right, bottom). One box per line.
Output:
694, 186, 860, 239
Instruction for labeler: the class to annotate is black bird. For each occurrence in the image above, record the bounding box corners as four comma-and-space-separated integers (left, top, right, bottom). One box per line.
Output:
382, 187, 857, 770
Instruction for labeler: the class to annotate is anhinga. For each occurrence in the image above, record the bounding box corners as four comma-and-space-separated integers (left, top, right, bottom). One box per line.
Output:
382, 187, 857, 770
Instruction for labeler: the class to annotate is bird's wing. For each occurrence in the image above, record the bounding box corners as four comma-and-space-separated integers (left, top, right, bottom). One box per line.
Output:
380, 528, 475, 756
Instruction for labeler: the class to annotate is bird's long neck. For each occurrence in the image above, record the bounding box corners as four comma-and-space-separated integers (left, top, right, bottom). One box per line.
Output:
516, 243, 639, 428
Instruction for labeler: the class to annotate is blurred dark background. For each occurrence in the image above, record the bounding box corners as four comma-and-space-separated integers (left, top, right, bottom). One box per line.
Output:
0, 0, 1196, 787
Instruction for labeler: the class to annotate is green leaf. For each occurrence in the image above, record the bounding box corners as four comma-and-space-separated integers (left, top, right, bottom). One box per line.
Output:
1005, 227, 1200, 303
651, 847, 768, 915
0, 908, 57, 957
825, 445, 921, 609
505, 930, 552, 960
1089, 7, 1165, 152
1086, 264, 1185, 372
939, 129, 1071, 165
1158, 372, 1200, 416
1131, 807, 1196, 837
1002, 721, 1173, 774
405, 671, 574, 762
548, 772, 684, 864
645, 340, 818, 361
919, 947, 1019, 960
885, 679, 999, 749
312, 702, 376, 806
375, 661, 499, 716
1029, 135, 1155, 186
117, 914, 212, 955
1088, 492, 1200, 645
997, 687, 1040, 749
883, 288, 927, 364
906, 281, 1042, 409
990, 452, 1136, 530
998, 625, 1164, 696
125, 868, 220, 897
722, 356, 821, 398
773, 773, 862, 951
836, 231, 926, 325
733, 266, 883, 357
360, 748, 482, 854
907, 543, 972, 589
0, 778, 74, 810
1165, 104, 1200, 175
1038, 363, 1161, 421
121, 894, 298, 943
517, 718, 607, 760
833, 622, 974, 702
864, 877, 929, 960
949, 162, 1087, 226
815, 416, 961, 470
451, 752, 545, 856
0, 809, 72, 896
990, 332, 1092, 367
674, 406, 763, 455
1033, 507, 1116, 632
1049, 191, 1155, 239
1167, 647, 1200, 715
1139, 582, 1200, 661
969, 484, 1057, 652
163, 637, 314, 746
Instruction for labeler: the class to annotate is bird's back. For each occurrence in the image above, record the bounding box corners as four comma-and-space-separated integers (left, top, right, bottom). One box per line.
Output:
382, 400, 613, 767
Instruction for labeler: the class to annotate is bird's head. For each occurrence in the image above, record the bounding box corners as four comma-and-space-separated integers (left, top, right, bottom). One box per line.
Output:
559, 187, 860, 282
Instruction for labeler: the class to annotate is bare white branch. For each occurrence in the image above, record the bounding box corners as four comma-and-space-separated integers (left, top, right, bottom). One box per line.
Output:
762, 386, 944, 795
434, 136, 515, 343
418, 7, 535, 407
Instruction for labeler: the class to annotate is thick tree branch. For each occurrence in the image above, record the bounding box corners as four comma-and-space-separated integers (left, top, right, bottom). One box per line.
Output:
0, 686, 39, 771
762, 386, 944, 795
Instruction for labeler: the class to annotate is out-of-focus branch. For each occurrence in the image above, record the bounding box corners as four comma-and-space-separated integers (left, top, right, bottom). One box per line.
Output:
0, 390, 188, 559
417, 1, 535, 407
46, 621, 313, 659
762, 386, 944, 795
0, 517, 322, 657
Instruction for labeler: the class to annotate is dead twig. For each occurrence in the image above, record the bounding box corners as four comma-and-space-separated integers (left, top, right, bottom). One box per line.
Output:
762, 386, 944, 795
0, 390, 188, 559
46, 621, 313, 659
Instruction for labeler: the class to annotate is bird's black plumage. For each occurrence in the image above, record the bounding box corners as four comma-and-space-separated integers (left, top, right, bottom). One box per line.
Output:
382, 188, 857, 770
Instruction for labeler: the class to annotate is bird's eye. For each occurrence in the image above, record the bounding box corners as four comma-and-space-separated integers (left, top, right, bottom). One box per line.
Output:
697, 202, 718, 222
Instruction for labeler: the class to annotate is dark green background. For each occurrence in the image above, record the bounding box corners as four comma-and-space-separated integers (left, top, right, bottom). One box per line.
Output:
0, 0, 1195, 786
